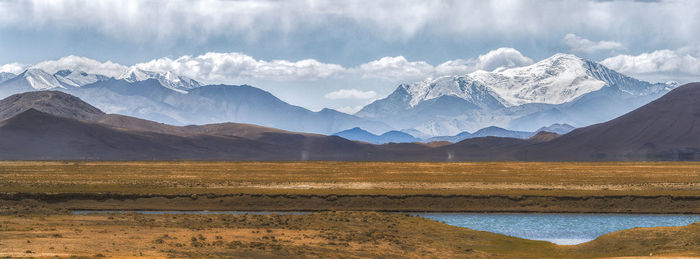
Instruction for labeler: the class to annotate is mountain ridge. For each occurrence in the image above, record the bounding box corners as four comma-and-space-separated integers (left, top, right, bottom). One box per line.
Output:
0, 53, 680, 136
0, 70, 391, 134
356, 53, 676, 136
0, 83, 699, 161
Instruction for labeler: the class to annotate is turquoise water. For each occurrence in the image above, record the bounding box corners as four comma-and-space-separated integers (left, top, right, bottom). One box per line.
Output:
415, 213, 700, 245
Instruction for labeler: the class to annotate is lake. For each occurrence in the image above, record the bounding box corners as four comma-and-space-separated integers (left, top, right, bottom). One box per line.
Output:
415, 213, 700, 245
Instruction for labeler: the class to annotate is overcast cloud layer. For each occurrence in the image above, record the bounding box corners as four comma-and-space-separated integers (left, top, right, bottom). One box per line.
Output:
1, 0, 698, 45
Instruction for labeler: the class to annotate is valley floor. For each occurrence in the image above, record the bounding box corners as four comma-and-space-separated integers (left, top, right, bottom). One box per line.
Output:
1, 161, 699, 257
1, 161, 699, 213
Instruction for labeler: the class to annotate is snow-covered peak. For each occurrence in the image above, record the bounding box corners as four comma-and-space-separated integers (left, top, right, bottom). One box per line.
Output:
118, 67, 201, 93
21, 68, 64, 90
470, 53, 607, 106
399, 53, 599, 107
119, 67, 151, 82
54, 70, 72, 77
378, 53, 672, 111
400, 75, 503, 107
665, 81, 680, 90
54, 70, 109, 87
0, 72, 16, 84
533, 53, 582, 66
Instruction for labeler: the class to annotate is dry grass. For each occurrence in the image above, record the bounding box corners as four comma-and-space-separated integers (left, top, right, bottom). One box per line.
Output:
1, 211, 698, 258
1, 161, 699, 257
0, 161, 699, 196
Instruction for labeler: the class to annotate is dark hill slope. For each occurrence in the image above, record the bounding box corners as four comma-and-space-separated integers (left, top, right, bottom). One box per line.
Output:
519, 82, 700, 161
0, 91, 104, 121
0, 109, 375, 161
0, 91, 326, 141
0, 109, 277, 160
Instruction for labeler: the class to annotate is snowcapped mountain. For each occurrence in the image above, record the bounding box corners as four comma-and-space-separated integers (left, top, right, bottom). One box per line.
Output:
356, 53, 677, 136
401, 76, 505, 108
6, 68, 109, 89
470, 53, 609, 106
0, 72, 15, 84
54, 70, 110, 87
0, 69, 67, 98
21, 69, 65, 90
0, 66, 389, 134
0, 53, 682, 137
0, 68, 116, 99
0, 66, 201, 99
118, 67, 201, 93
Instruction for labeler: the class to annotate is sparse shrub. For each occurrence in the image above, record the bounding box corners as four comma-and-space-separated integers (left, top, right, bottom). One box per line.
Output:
226, 240, 245, 248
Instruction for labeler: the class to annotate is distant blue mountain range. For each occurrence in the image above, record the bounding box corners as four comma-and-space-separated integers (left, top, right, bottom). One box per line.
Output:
333, 123, 575, 144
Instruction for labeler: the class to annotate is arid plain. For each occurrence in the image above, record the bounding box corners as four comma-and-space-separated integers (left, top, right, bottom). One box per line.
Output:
1, 161, 700, 257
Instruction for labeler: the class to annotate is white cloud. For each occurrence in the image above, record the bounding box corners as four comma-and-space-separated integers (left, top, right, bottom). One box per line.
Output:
436, 48, 533, 75
355, 56, 435, 82
474, 47, 534, 71
324, 89, 377, 100
564, 33, 625, 53
355, 48, 534, 82
32, 56, 128, 77
133, 52, 345, 82
0, 48, 534, 84
130, 48, 535, 84
433, 59, 473, 77
335, 106, 365, 114
600, 47, 700, 83
0, 63, 27, 74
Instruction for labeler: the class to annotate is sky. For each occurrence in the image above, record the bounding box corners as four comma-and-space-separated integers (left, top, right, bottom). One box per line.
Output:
0, 0, 699, 113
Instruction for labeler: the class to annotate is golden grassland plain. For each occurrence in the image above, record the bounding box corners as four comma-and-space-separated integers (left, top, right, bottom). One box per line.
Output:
1, 211, 700, 258
1, 161, 700, 257
1, 161, 700, 213
1, 161, 699, 196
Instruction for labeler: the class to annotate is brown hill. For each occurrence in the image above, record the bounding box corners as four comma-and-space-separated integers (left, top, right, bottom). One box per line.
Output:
0, 91, 104, 121
517, 82, 700, 161
0, 108, 375, 160
527, 131, 560, 143
0, 91, 322, 141
0, 108, 273, 160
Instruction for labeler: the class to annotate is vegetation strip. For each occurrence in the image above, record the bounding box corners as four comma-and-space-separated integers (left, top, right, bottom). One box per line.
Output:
3, 193, 700, 214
